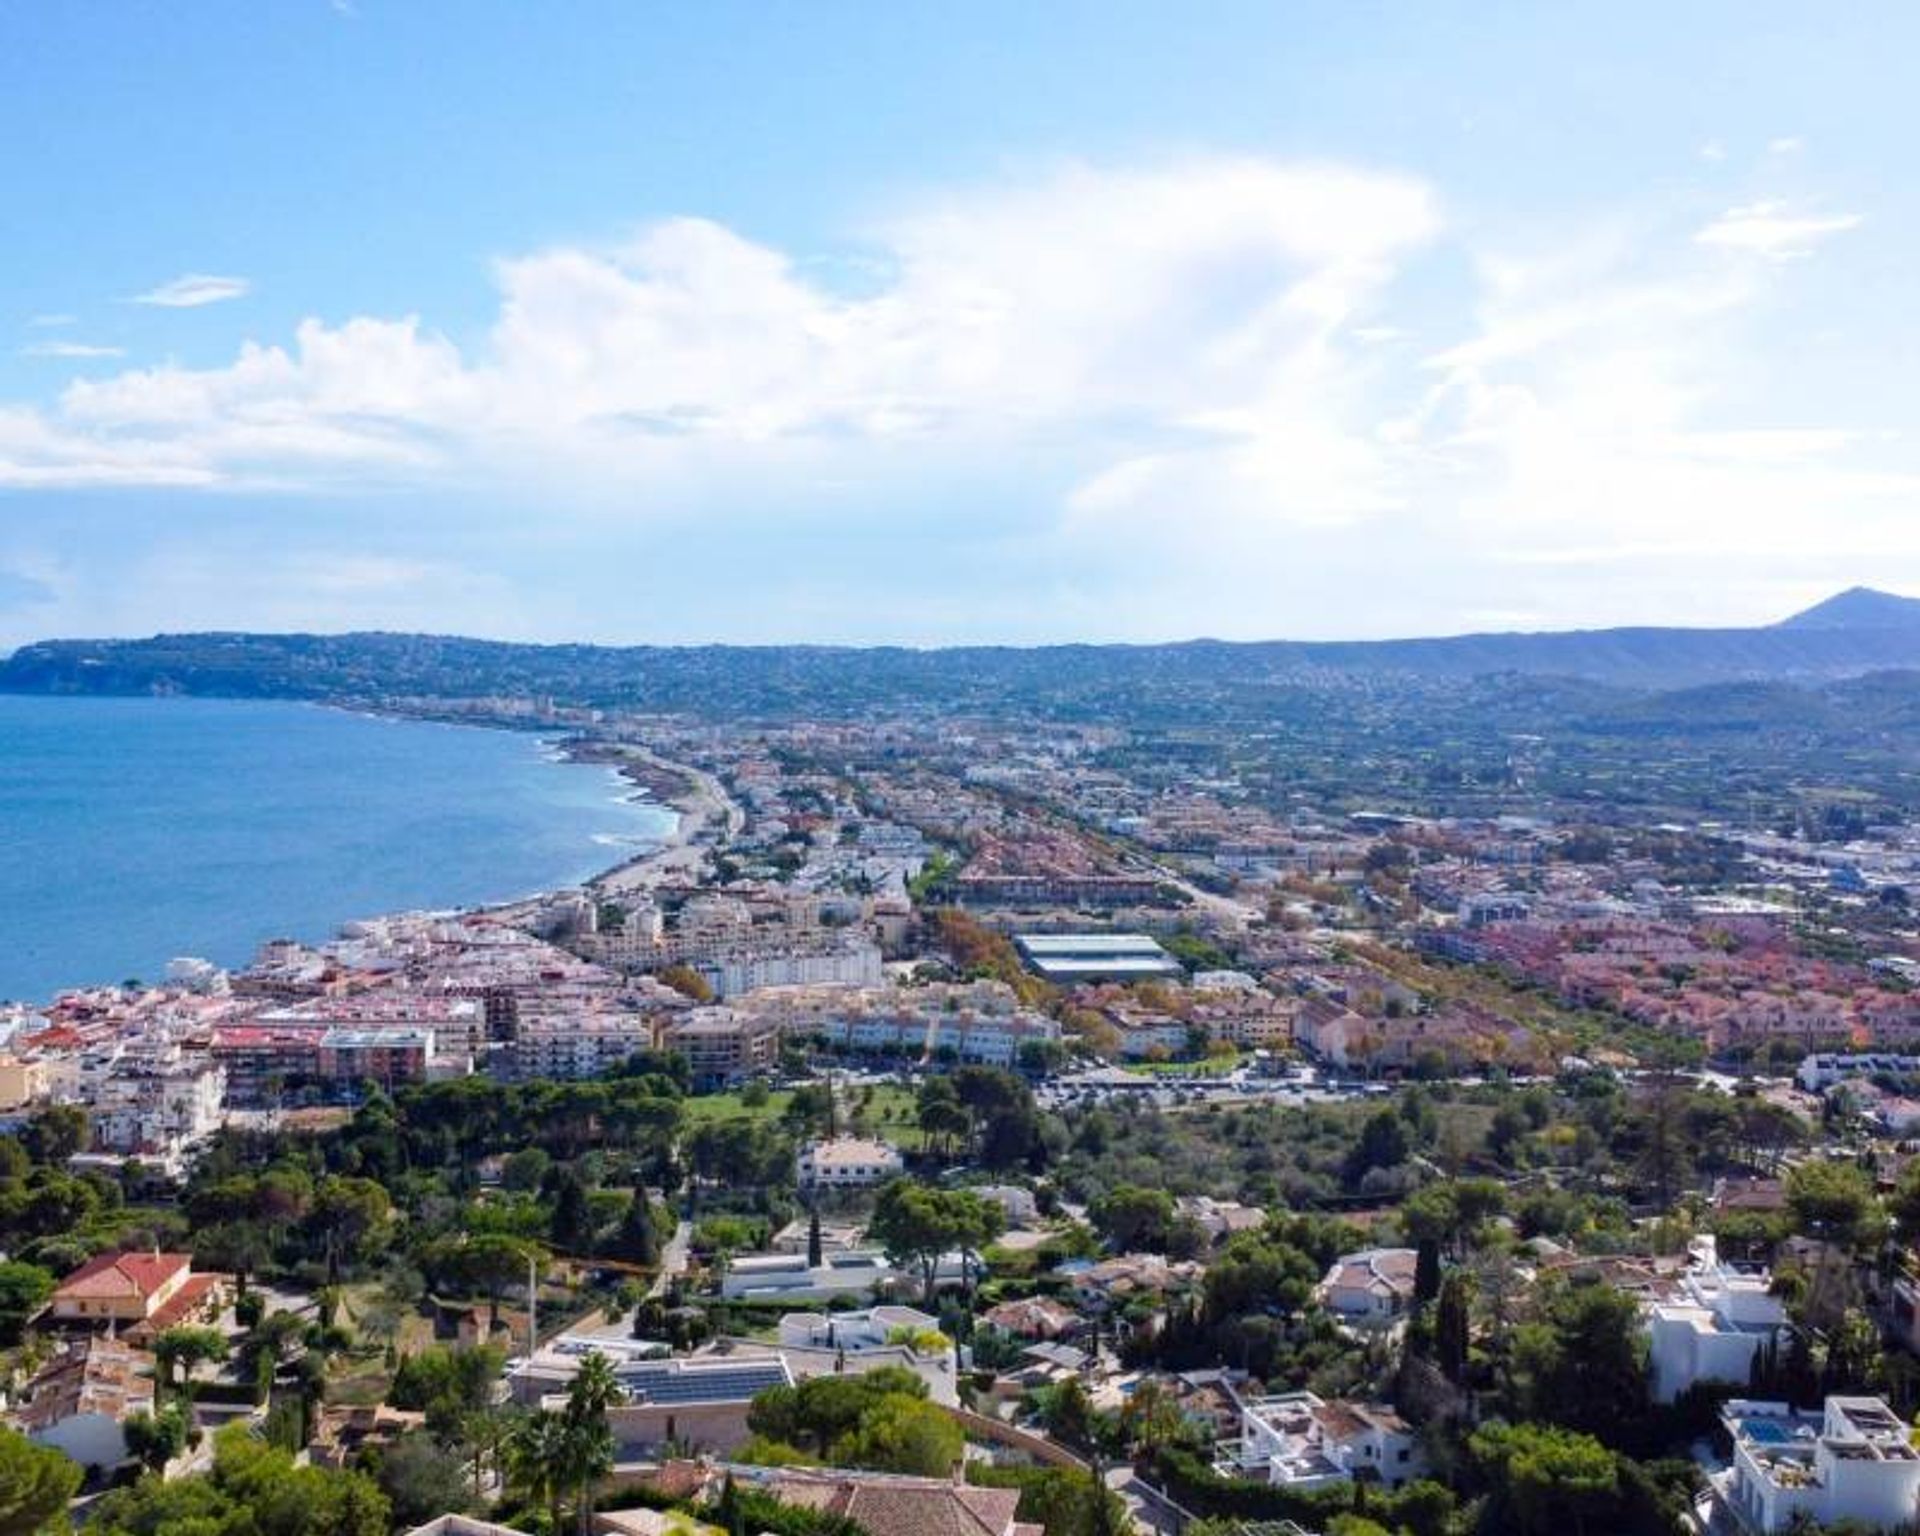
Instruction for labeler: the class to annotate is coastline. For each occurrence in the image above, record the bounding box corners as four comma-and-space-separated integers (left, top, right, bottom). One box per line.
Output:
555, 737, 744, 898
304, 700, 738, 906
0, 696, 711, 1002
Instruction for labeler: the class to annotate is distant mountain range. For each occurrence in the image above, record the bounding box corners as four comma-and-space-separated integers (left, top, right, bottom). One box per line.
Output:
1772, 585, 1920, 631
3, 588, 1918, 717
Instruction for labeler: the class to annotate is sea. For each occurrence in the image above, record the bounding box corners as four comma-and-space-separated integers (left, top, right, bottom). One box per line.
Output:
0, 695, 676, 1003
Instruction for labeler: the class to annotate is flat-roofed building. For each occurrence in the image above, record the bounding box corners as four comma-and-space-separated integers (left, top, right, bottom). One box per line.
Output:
604, 1357, 793, 1457
316, 1027, 435, 1092
210, 1025, 322, 1105
717, 1248, 968, 1303
508, 1008, 660, 1081
776, 1304, 938, 1353
0, 1053, 54, 1112
1714, 1396, 1920, 1533
1015, 934, 1182, 984
1224, 1390, 1425, 1491
662, 1008, 778, 1087
1646, 1237, 1790, 1403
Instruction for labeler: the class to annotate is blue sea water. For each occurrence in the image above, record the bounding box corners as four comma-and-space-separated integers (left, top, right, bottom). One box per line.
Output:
0, 695, 674, 1003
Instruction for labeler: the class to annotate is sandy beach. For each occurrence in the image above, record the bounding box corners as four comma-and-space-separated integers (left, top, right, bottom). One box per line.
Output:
568, 739, 745, 897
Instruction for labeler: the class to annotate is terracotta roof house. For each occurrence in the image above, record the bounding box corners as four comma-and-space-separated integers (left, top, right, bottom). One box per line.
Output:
9, 1335, 156, 1473
759, 1469, 1042, 1536
630, 1463, 1041, 1536
49, 1250, 229, 1343
1713, 1176, 1788, 1213
980, 1296, 1083, 1341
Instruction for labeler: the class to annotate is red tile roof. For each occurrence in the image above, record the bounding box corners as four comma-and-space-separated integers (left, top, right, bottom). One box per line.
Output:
54, 1251, 191, 1303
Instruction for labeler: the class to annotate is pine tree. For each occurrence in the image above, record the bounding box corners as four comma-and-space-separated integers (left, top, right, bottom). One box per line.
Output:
621, 1192, 661, 1268
1436, 1271, 1473, 1385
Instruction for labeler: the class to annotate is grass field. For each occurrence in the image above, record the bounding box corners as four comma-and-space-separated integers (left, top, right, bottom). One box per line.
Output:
680, 1080, 930, 1150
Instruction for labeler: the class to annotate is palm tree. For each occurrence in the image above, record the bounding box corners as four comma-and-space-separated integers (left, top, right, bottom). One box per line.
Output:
507, 1411, 568, 1533
558, 1351, 622, 1533
554, 1413, 616, 1536
566, 1351, 623, 1423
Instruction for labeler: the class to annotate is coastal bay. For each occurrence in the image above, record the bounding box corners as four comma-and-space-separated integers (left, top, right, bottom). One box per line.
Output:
0, 695, 675, 1003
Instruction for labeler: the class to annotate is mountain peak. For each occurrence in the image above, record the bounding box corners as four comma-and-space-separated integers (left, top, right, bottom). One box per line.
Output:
1776, 587, 1920, 631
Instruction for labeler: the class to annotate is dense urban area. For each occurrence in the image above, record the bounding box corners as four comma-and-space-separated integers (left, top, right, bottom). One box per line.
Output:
6, 591, 1920, 1536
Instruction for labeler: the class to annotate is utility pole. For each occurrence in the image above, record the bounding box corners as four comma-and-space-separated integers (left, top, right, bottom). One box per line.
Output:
527, 1250, 538, 1358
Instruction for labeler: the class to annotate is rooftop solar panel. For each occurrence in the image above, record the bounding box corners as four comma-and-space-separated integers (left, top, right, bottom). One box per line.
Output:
618, 1360, 791, 1405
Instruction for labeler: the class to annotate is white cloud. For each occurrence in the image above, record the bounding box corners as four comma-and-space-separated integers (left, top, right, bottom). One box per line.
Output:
20, 341, 125, 360
0, 406, 215, 488
27, 314, 76, 328
128, 273, 252, 308
1767, 136, 1806, 155
11, 158, 1442, 517
1694, 201, 1861, 260
1407, 208, 1916, 600
0, 153, 1907, 642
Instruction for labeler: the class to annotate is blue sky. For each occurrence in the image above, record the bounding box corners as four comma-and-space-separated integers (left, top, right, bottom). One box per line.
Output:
2, 2, 1915, 646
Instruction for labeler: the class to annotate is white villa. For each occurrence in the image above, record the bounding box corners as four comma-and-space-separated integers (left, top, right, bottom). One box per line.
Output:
1713, 1396, 1920, 1533
1222, 1390, 1426, 1490
1646, 1236, 1790, 1403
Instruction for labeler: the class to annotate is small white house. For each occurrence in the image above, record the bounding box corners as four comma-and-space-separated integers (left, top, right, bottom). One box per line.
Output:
1316, 1249, 1419, 1327
796, 1137, 905, 1191
1225, 1390, 1426, 1490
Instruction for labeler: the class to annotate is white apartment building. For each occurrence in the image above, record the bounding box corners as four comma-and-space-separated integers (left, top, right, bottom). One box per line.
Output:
744, 980, 1059, 1067
1116, 1022, 1192, 1059
699, 938, 885, 999
1224, 1390, 1426, 1490
85, 1047, 225, 1158
1647, 1236, 1791, 1402
508, 1010, 660, 1080
808, 1009, 1060, 1066
1715, 1397, 1920, 1533
797, 1136, 905, 1190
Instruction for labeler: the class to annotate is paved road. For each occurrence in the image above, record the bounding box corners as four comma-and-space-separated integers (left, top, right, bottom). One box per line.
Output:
1113, 849, 1264, 932
646, 1218, 693, 1300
